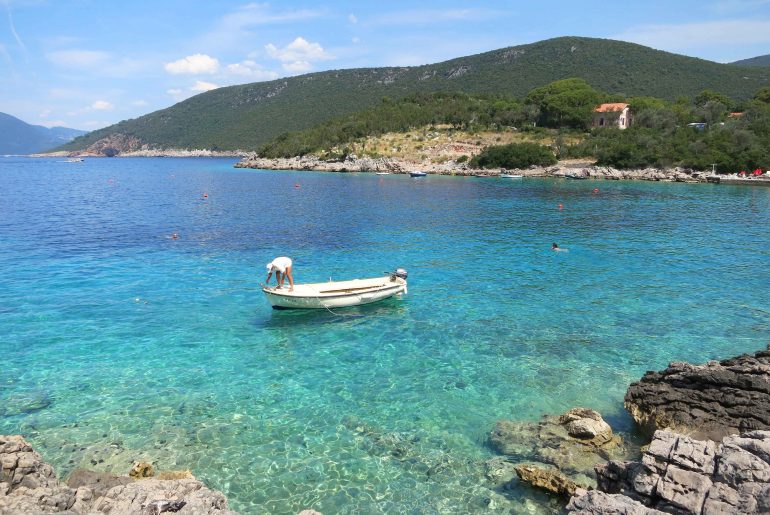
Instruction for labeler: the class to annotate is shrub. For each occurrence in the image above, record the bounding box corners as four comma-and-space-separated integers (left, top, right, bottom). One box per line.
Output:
470, 142, 557, 169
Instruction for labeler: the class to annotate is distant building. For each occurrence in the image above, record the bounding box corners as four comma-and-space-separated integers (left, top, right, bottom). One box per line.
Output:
728, 112, 745, 119
593, 103, 632, 130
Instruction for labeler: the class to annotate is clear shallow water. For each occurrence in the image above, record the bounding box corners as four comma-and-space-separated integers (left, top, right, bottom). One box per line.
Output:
1, 157, 768, 513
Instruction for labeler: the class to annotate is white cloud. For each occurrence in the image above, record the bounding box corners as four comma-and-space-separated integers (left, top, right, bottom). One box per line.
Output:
191, 80, 218, 92
132, 100, 148, 107
352, 37, 360, 44
164, 53, 220, 75
201, 4, 325, 53
90, 100, 113, 110
47, 49, 110, 68
282, 61, 312, 73
225, 60, 279, 80
348, 13, 358, 24
265, 37, 332, 63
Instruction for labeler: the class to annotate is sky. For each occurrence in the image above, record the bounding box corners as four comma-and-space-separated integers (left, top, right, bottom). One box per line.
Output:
1, 0, 770, 131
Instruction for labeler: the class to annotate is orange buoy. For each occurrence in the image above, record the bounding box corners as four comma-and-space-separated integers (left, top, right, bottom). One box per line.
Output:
202, 193, 208, 199
294, 183, 300, 188
593, 188, 599, 194
558, 203, 564, 210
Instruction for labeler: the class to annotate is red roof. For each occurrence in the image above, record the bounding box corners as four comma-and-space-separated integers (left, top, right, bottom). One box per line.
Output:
594, 103, 629, 113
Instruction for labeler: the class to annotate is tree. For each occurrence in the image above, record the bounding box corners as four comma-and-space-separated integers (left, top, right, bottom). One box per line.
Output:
754, 86, 770, 104
694, 89, 732, 109
525, 78, 604, 129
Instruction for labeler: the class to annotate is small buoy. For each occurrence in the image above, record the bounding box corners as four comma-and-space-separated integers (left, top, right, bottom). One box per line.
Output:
593, 188, 599, 194
558, 203, 564, 210
294, 183, 300, 188
202, 193, 208, 199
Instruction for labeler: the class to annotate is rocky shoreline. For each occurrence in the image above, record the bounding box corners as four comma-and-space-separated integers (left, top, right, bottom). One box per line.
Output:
234, 154, 770, 185
4, 345, 769, 514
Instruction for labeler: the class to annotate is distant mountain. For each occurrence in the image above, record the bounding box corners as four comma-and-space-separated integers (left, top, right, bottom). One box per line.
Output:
0, 112, 87, 154
58, 36, 770, 153
731, 55, 770, 67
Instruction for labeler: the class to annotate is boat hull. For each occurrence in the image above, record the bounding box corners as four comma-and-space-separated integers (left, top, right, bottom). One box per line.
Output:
263, 276, 407, 310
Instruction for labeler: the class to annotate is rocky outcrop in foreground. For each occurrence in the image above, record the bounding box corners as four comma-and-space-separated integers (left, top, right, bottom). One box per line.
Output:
0, 435, 235, 514
625, 345, 770, 440
567, 429, 770, 514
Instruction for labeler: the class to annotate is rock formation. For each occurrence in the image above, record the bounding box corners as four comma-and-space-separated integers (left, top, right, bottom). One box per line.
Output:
624, 345, 770, 440
489, 407, 631, 483
234, 153, 714, 183
567, 429, 770, 514
514, 464, 586, 497
0, 434, 236, 514
81, 133, 143, 156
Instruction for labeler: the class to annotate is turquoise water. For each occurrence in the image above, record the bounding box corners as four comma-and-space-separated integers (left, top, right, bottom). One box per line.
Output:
1, 157, 768, 513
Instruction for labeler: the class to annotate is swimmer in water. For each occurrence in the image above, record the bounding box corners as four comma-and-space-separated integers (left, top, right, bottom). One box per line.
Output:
552, 242, 568, 252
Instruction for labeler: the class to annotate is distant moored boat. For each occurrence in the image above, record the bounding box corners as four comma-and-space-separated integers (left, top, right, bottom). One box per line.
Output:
409, 171, 427, 177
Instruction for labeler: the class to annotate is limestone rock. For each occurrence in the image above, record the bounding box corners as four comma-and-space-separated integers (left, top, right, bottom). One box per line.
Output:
514, 464, 587, 497
82, 133, 143, 157
130, 460, 155, 479
567, 489, 664, 514
0, 434, 236, 514
490, 407, 630, 481
571, 429, 770, 514
624, 345, 770, 440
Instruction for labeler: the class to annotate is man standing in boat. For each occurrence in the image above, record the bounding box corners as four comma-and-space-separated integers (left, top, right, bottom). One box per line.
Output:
266, 256, 294, 291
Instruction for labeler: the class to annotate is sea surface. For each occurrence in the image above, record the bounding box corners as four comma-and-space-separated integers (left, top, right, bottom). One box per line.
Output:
1, 157, 768, 513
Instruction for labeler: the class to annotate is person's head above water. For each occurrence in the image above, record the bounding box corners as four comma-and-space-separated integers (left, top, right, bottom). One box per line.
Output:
552, 243, 558, 249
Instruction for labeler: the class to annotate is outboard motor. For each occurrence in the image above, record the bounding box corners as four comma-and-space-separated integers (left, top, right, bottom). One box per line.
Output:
389, 268, 408, 281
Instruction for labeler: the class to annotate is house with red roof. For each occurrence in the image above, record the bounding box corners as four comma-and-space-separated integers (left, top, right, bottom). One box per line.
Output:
593, 103, 632, 130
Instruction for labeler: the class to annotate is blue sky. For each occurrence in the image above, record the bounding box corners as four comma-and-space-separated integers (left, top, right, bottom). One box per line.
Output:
2, 0, 769, 130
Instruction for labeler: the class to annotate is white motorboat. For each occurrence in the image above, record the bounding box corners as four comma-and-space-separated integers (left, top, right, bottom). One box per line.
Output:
500, 173, 522, 178
263, 269, 408, 310
409, 171, 427, 177
375, 172, 390, 175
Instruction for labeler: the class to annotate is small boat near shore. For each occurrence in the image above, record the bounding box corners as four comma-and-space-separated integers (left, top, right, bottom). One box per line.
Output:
500, 173, 523, 178
564, 173, 587, 180
375, 171, 390, 175
263, 269, 408, 310
409, 171, 427, 177
62, 158, 84, 163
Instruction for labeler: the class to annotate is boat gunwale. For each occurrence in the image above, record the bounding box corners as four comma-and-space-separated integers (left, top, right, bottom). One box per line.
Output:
262, 279, 405, 300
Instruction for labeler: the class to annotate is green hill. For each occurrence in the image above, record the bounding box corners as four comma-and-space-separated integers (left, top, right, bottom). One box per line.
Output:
731, 55, 770, 67
60, 36, 770, 152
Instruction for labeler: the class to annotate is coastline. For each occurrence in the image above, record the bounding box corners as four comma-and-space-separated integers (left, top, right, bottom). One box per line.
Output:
30, 149, 247, 158
234, 154, 770, 185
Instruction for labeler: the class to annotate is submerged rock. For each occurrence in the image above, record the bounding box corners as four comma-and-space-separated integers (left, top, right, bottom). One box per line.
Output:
0, 434, 236, 514
568, 429, 770, 514
489, 407, 632, 482
624, 345, 770, 440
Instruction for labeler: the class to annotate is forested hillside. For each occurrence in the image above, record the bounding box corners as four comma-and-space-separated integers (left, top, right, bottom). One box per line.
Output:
58, 36, 770, 152
731, 55, 770, 67
0, 113, 86, 154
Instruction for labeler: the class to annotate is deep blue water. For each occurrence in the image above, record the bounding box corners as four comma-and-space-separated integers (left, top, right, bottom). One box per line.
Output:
1, 157, 768, 513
